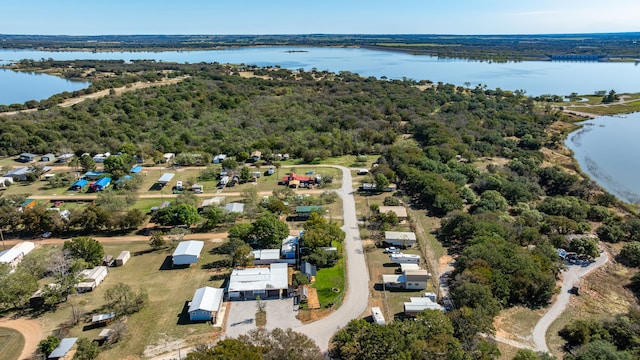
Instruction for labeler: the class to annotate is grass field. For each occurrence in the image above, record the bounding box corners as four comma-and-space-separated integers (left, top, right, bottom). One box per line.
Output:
0, 327, 24, 360
38, 240, 228, 359
312, 256, 345, 308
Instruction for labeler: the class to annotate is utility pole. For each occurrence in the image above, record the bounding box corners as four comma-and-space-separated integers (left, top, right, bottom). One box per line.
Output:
0, 228, 5, 250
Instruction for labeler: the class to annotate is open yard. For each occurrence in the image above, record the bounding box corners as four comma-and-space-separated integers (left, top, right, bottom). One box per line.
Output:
0, 327, 24, 360
35, 240, 228, 359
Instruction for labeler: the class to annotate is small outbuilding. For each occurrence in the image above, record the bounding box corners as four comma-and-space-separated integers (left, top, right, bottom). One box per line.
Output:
223, 202, 245, 214
404, 297, 445, 316
115, 251, 130, 266
201, 197, 225, 208
69, 179, 88, 191
41, 153, 56, 162
158, 173, 175, 186
378, 206, 408, 221
371, 306, 386, 325
17, 153, 37, 163
295, 206, 323, 219
48, 337, 77, 360
188, 286, 225, 322
172, 240, 204, 267
76, 266, 109, 292
89, 177, 111, 192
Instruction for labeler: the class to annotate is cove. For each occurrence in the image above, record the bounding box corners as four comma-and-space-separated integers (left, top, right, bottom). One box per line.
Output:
0, 68, 89, 105
565, 112, 640, 204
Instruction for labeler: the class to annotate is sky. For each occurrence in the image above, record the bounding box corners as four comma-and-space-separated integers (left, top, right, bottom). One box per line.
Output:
1, 0, 639, 35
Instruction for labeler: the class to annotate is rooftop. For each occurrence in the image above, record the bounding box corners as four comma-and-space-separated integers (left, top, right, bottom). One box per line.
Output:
228, 263, 289, 292
188, 286, 224, 313
173, 240, 204, 257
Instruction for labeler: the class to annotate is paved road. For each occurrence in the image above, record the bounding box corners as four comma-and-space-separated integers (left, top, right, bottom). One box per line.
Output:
532, 250, 609, 353
294, 165, 369, 352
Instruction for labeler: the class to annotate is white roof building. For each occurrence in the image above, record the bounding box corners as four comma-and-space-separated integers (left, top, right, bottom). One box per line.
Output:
224, 202, 245, 214
227, 263, 289, 299
201, 197, 225, 208
384, 231, 417, 247
172, 240, 204, 266
0, 241, 35, 269
188, 286, 225, 321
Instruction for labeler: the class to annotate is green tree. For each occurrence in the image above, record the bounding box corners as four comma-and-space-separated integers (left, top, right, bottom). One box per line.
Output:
240, 166, 252, 183
239, 328, 324, 360
103, 153, 135, 179
570, 340, 632, 360
302, 212, 345, 249
220, 158, 239, 171
374, 173, 390, 192
473, 190, 508, 213
74, 337, 101, 360
233, 244, 255, 267
62, 237, 105, 267
104, 283, 148, 316
38, 336, 61, 357
155, 203, 200, 227
79, 154, 96, 172
619, 241, 640, 267
149, 231, 166, 249
0, 265, 39, 309
569, 236, 599, 259
250, 213, 289, 249
186, 340, 262, 360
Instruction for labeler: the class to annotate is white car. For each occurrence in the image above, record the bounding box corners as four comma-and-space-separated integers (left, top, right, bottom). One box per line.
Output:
384, 247, 400, 254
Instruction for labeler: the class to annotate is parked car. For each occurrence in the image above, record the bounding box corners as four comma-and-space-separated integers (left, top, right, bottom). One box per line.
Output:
40, 232, 52, 239
384, 247, 400, 254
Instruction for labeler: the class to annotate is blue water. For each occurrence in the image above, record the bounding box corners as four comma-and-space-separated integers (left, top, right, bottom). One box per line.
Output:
0, 68, 89, 105
1, 47, 640, 105
565, 113, 640, 204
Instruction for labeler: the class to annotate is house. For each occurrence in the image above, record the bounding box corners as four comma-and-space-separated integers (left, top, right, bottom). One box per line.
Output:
251, 249, 281, 265
56, 153, 74, 163
92, 152, 110, 163
281, 235, 298, 259
282, 173, 316, 187
223, 202, 245, 214
219, 175, 230, 187
382, 268, 430, 290
4, 166, 51, 181
48, 337, 77, 360
250, 151, 262, 162
300, 261, 317, 282
227, 263, 289, 300
76, 266, 109, 292
378, 206, 408, 221
403, 297, 445, 316
158, 173, 175, 186
115, 251, 130, 266
172, 240, 204, 266
89, 177, 111, 192
384, 231, 417, 247
213, 154, 227, 164
69, 179, 88, 191
359, 182, 396, 192
295, 206, 323, 219
389, 253, 421, 264
188, 286, 225, 322
201, 197, 224, 208
130, 165, 143, 174
83, 171, 104, 180
150, 201, 170, 213
41, 153, 56, 162
0, 241, 35, 269
17, 153, 37, 163
20, 198, 37, 210
163, 153, 175, 163
191, 184, 204, 193
371, 306, 386, 325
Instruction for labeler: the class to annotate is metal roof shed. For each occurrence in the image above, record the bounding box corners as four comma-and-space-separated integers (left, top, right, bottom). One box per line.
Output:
130, 165, 143, 174
158, 173, 175, 184
188, 286, 224, 321
172, 240, 204, 266
48, 337, 77, 359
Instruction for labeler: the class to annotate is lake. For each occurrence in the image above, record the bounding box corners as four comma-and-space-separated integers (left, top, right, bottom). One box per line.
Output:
565, 112, 640, 204
0, 68, 88, 105
1, 47, 640, 105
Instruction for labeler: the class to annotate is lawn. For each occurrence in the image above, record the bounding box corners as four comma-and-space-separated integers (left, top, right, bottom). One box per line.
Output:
312, 257, 345, 308
38, 240, 229, 359
0, 327, 24, 360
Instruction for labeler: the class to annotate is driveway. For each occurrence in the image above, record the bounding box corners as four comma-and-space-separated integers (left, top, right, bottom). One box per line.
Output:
224, 298, 302, 338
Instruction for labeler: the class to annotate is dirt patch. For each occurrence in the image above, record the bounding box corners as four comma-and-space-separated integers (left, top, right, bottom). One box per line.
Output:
437, 254, 453, 275
0, 317, 44, 360
143, 337, 185, 358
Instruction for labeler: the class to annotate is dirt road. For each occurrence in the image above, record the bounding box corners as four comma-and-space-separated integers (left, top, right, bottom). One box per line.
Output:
532, 250, 609, 353
0, 318, 44, 360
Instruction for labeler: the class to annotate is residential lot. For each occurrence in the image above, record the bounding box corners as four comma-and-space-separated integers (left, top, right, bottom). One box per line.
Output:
224, 298, 301, 338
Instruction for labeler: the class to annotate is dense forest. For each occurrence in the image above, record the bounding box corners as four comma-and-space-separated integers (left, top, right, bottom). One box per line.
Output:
2, 33, 640, 61
2, 60, 640, 359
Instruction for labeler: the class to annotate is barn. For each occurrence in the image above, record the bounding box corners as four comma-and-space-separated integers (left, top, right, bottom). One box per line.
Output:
172, 240, 204, 266
188, 286, 224, 322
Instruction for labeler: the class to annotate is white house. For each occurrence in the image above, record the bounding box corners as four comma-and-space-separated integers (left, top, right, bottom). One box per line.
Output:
382, 268, 430, 290
188, 286, 224, 322
227, 263, 289, 299
403, 297, 445, 316
251, 249, 281, 265
389, 253, 421, 264
371, 306, 386, 325
76, 266, 109, 292
384, 231, 417, 247
223, 202, 245, 214
0, 241, 35, 269
172, 240, 204, 266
